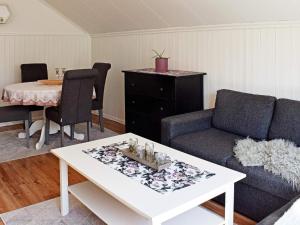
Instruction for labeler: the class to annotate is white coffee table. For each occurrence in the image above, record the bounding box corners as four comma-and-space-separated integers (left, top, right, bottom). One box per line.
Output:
51, 133, 246, 225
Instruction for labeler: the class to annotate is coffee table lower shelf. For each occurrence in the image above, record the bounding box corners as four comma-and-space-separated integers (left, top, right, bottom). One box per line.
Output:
68, 181, 225, 225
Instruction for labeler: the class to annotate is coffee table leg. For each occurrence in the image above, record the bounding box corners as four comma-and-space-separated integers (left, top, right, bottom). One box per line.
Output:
225, 184, 234, 225
60, 159, 69, 216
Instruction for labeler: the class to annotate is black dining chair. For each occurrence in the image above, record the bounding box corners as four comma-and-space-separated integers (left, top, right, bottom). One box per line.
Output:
45, 69, 97, 147
0, 106, 30, 148
21, 63, 49, 124
91, 63, 111, 132
21, 63, 48, 83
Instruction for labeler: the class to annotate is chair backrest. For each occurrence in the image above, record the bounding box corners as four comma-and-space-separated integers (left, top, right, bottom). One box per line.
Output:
60, 69, 97, 125
21, 63, 48, 83
92, 63, 111, 109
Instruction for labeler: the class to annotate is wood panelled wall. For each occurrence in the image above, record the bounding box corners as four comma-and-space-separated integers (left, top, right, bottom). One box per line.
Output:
0, 34, 91, 96
92, 22, 300, 123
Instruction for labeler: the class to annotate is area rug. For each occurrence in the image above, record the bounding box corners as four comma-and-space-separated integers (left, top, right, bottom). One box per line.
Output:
0, 195, 106, 225
0, 124, 117, 163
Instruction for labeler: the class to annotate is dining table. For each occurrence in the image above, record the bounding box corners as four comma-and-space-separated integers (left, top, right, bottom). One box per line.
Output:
2, 81, 85, 150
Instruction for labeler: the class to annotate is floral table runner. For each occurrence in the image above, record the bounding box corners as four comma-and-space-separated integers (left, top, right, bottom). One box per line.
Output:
83, 142, 216, 194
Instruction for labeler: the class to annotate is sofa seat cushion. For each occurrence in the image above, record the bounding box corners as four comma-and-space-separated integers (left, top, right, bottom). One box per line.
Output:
226, 157, 299, 201
212, 89, 276, 139
269, 99, 300, 146
170, 128, 243, 165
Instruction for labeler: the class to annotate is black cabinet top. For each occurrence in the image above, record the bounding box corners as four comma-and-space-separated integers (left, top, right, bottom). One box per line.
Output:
123, 68, 206, 77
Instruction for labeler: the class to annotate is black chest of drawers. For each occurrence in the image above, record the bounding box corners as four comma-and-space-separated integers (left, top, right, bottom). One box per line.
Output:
123, 69, 206, 142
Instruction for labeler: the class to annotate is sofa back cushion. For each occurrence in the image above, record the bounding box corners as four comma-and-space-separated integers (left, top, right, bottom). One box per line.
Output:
269, 99, 300, 146
212, 89, 276, 139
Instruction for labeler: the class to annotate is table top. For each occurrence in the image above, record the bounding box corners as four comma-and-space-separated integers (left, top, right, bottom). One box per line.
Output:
2, 81, 62, 106
51, 133, 245, 221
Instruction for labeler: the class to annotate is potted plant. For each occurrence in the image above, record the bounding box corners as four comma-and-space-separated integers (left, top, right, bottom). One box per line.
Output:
152, 49, 169, 73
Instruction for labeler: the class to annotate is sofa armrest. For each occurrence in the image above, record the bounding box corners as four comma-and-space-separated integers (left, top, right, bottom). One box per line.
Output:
161, 109, 213, 146
257, 195, 300, 225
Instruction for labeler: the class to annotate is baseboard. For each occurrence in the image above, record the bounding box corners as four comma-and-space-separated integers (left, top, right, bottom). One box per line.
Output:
0, 111, 43, 127
92, 111, 125, 125
0, 114, 122, 128
0, 121, 21, 127
0, 110, 123, 128
103, 113, 125, 125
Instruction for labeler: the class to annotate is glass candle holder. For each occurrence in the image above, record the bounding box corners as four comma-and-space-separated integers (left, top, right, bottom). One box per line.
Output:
55, 68, 60, 79
155, 152, 167, 165
145, 142, 154, 162
136, 145, 145, 159
61, 68, 66, 79
128, 138, 138, 153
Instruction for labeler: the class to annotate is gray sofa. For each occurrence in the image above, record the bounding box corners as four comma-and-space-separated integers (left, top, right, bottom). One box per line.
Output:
161, 89, 300, 222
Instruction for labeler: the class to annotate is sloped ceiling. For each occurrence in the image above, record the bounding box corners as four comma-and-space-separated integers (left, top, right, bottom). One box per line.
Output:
44, 0, 300, 34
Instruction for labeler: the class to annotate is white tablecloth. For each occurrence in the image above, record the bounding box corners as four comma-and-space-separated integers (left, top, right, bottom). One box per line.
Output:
2, 82, 62, 106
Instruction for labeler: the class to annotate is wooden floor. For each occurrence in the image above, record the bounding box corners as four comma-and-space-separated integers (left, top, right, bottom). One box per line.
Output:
0, 117, 255, 225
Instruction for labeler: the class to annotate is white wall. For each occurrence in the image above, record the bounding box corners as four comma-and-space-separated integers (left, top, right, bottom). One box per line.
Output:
0, 0, 90, 127
0, 34, 91, 91
92, 22, 300, 124
0, 0, 91, 103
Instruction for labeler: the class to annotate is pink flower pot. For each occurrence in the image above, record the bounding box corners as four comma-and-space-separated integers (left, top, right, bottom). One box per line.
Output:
155, 58, 168, 73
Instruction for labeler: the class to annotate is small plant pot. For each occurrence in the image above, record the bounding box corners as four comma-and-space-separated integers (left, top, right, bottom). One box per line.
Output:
155, 58, 168, 73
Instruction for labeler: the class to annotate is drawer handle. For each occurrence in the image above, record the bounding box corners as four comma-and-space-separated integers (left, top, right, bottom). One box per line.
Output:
160, 107, 164, 111
160, 87, 164, 92
131, 83, 136, 87
131, 100, 136, 104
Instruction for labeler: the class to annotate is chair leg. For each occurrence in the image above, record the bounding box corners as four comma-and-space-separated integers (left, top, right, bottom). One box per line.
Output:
70, 125, 74, 140
45, 119, 50, 145
99, 109, 104, 132
29, 112, 33, 126
61, 125, 65, 147
25, 120, 30, 148
87, 122, 90, 142
23, 113, 33, 130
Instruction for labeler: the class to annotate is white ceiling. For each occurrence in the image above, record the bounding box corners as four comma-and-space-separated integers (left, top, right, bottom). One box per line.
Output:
43, 0, 300, 34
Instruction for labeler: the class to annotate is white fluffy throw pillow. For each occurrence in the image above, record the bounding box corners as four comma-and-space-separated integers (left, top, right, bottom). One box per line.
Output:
234, 138, 300, 191
233, 138, 268, 166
